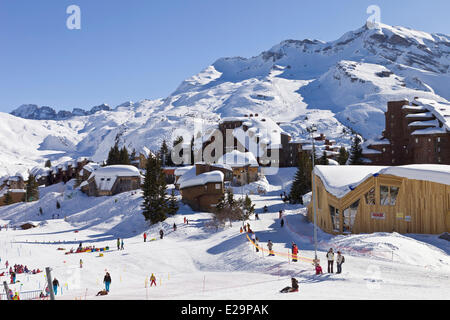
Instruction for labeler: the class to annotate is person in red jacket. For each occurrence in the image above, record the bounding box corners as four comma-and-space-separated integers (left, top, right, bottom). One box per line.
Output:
315, 263, 323, 275
143, 232, 147, 242
292, 242, 298, 262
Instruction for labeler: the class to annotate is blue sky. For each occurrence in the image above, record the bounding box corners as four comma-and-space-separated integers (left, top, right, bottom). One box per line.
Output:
0, 0, 449, 113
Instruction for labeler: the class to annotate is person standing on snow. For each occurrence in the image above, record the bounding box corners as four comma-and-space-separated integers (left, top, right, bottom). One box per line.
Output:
150, 273, 157, 287
280, 218, 284, 228
103, 272, 111, 292
121, 239, 124, 250
160, 229, 164, 239
116, 238, 120, 250
143, 233, 147, 242
255, 236, 260, 252
267, 240, 274, 256
291, 242, 298, 262
336, 251, 345, 274
326, 248, 335, 273
173, 223, 177, 232
52, 278, 60, 296
79, 259, 83, 269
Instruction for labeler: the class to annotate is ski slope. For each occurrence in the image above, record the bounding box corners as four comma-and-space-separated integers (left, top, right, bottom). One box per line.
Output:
0, 170, 449, 300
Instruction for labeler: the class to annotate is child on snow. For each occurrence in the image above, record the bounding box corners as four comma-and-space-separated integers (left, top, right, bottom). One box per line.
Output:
150, 273, 157, 287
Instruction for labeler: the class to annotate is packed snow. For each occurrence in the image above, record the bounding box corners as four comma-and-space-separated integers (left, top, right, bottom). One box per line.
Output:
0, 170, 448, 300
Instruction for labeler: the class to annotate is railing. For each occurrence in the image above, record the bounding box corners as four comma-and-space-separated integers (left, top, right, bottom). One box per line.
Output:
1, 290, 45, 301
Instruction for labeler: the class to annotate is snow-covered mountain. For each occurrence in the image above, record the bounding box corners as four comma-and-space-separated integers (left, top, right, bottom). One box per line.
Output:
10, 103, 114, 120
2, 22, 450, 178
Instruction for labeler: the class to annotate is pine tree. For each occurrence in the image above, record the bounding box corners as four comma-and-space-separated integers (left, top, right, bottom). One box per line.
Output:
289, 152, 313, 204
119, 146, 131, 165
190, 136, 195, 165
319, 150, 329, 165
56, 201, 61, 209
26, 174, 39, 202
45, 160, 52, 168
141, 155, 168, 224
107, 142, 121, 166
167, 189, 179, 216
242, 194, 255, 220
337, 146, 349, 165
348, 135, 364, 165
159, 140, 171, 167
172, 136, 184, 166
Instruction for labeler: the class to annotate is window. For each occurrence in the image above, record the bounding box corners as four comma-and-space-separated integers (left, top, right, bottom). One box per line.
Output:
389, 186, 399, 205
415, 138, 419, 143
380, 185, 389, 205
343, 200, 360, 233
437, 137, 441, 143
215, 184, 221, 190
380, 185, 400, 206
365, 187, 375, 205
329, 205, 340, 232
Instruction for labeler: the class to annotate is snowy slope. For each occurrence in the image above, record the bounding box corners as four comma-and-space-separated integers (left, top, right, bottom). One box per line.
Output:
0, 172, 448, 300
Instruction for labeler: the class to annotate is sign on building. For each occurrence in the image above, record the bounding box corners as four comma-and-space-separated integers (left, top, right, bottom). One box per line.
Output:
370, 212, 386, 220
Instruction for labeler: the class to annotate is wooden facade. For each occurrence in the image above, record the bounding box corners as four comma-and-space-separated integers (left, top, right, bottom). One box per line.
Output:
308, 172, 450, 235
180, 181, 224, 212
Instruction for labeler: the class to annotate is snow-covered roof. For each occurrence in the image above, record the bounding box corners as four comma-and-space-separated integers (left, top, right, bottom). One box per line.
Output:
88, 165, 142, 191
227, 116, 286, 155
174, 166, 194, 177
411, 98, 450, 131
29, 166, 52, 179
217, 150, 259, 168
82, 162, 101, 173
314, 164, 450, 199
179, 170, 224, 189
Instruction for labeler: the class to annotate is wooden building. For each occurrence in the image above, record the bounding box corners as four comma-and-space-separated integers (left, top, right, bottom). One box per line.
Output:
178, 167, 224, 212
80, 165, 142, 197
0, 176, 26, 206
307, 165, 450, 235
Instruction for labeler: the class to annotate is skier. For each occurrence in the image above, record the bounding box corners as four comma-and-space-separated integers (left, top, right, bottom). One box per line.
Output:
279, 210, 283, 219
117, 238, 120, 250
263, 205, 268, 213
280, 218, 284, 228
240, 227, 243, 233
52, 278, 60, 296
184, 217, 186, 224
173, 223, 177, 232
255, 213, 259, 220
103, 272, 111, 292
267, 240, 274, 256
159, 229, 164, 239
121, 239, 124, 250
326, 248, 334, 273
150, 273, 157, 287
79, 259, 83, 269
255, 236, 260, 253
280, 278, 299, 293
143, 232, 147, 242
291, 242, 298, 262
336, 251, 345, 274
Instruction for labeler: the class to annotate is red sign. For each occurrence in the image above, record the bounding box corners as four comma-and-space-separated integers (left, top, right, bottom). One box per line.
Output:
371, 212, 385, 220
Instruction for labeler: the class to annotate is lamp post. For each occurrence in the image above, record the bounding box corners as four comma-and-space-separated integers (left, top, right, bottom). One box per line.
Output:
307, 125, 318, 262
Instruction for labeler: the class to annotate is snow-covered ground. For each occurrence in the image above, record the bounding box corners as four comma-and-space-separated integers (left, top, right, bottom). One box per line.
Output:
0, 169, 449, 300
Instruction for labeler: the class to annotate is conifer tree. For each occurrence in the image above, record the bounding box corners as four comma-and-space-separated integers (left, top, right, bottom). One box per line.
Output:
289, 152, 313, 204
319, 150, 329, 165
242, 194, 255, 220
348, 135, 364, 165
106, 142, 121, 165
337, 146, 349, 165
159, 140, 171, 167
26, 174, 39, 202
141, 155, 168, 224
45, 160, 52, 168
167, 189, 179, 216
119, 146, 131, 165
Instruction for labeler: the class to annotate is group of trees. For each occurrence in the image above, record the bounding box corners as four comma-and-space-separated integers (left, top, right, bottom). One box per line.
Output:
212, 189, 255, 228
289, 134, 362, 204
106, 142, 132, 166
141, 154, 178, 224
